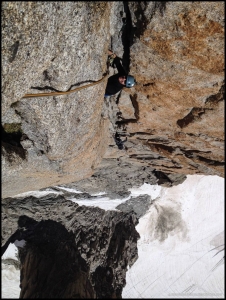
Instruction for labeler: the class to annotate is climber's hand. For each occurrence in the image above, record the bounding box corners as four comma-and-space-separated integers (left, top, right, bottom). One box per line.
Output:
108, 50, 116, 58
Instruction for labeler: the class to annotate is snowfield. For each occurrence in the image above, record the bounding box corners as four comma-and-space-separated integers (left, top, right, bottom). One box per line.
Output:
2, 175, 224, 298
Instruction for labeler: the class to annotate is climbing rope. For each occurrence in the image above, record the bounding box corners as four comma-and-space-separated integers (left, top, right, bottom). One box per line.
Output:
22, 72, 109, 99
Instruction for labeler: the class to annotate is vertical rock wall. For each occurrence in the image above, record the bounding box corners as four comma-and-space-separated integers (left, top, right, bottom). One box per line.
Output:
1, 2, 225, 298
2, 2, 224, 198
102, 1, 224, 179
2, 2, 113, 198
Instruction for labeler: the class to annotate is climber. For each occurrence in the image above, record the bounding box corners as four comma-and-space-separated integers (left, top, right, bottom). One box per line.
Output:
114, 132, 127, 150
104, 50, 135, 97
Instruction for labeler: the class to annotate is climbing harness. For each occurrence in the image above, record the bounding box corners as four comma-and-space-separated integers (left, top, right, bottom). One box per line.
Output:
22, 72, 109, 99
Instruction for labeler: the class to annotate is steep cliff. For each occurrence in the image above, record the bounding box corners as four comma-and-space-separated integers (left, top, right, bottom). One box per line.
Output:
102, 1, 224, 182
2, 2, 111, 198
1, 2, 224, 298
2, 2, 224, 198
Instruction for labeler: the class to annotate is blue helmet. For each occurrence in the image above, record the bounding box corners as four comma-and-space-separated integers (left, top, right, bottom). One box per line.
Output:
126, 75, 135, 88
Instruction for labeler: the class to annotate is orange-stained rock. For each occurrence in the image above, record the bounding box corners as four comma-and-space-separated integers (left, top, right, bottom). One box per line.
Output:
103, 1, 224, 179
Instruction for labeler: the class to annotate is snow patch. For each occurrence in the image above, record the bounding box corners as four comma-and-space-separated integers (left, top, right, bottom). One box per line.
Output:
68, 195, 131, 210
13, 190, 62, 198
122, 175, 224, 298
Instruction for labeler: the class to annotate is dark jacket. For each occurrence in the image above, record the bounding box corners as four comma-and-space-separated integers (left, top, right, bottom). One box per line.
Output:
105, 57, 127, 96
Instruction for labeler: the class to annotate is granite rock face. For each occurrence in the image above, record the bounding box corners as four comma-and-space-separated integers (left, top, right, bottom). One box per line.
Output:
2, 2, 224, 198
2, 2, 112, 198
1, 2, 225, 298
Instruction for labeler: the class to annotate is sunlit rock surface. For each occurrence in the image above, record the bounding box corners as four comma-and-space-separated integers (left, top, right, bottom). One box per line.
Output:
2, 2, 111, 198
2, 2, 224, 198
1, 2, 224, 299
104, 1, 224, 179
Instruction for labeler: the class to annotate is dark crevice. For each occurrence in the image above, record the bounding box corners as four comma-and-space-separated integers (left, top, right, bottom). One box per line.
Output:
116, 119, 137, 126
2, 141, 27, 162
186, 132, 224, 142
43, 70, 52, 82
196, 155, 224, 166
9, 40, 19, 63
31, 80, 96, 93
30, 85, 64, 93
121, 2, 136, 73
143, 82, 155, 87
92, 266, 115, 298
32, 68, 101, 93
205, 83, 225, 106
177, 107, 207, 128
10, 101, 20, 108
177, 83, 224, 129
132, 2, 149, 39
129, 154, 164, 160
143, 138, 170, 143
116, 90, 122, 105
1, 124, 28, 161
147, 142, 175, 154
129, 132, 155, 136
130, 93, 139, 120
182, 149, 212, 158
1, 124, 23, 148
153, 169, 173, 185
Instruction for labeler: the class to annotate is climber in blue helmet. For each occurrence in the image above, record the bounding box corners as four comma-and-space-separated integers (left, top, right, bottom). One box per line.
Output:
104, 50, 135, 97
